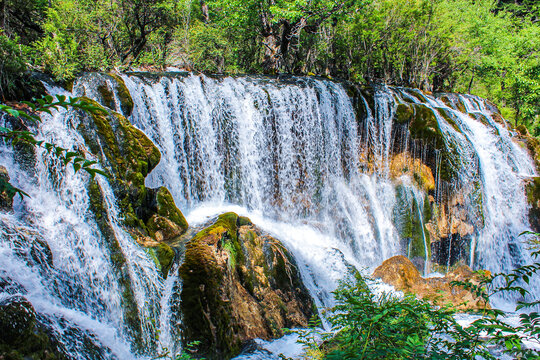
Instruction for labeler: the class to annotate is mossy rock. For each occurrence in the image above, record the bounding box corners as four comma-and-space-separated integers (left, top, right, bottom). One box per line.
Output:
526, 177, 540, 232
155, 187, 188, 233
108, 73, 134, 116
154, 243, 175, 278
77, 97, 160, 183
518, 127, 540, 173
179, 212, 313, 359
0, 166, 15, 211
86, 180, 143, 347
0, 296, 66, 359
86, 72, 134, 116
409, 104, 444, 148
394, 103, 414, 124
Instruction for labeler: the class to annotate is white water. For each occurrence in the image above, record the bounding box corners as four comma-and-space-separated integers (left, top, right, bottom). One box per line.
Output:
1, 73, 537, 358
0, 85, 177, 359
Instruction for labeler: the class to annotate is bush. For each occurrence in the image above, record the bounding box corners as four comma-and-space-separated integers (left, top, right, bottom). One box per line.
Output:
298, 233, 540, 359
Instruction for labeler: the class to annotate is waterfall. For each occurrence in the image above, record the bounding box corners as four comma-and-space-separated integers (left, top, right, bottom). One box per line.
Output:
123, 75, 400, 271
1, 72, 537, 358
0, 84, 176, 358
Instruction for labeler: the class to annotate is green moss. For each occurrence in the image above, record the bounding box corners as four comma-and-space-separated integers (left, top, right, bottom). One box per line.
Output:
97, 84, 115, 110
526, 177, 540, 232
394, 103, 414, 124
155, 243, 175, 278
86, 180, 142, 348
409, 104, 444, 148
108, 73, 134, 116
0, 297, 66, 360
156, 187, 188, 234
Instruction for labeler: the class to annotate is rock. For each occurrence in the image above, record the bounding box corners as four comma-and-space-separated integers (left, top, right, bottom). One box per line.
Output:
0, 166, 14, 211
409, 104, 444, 148
77, 101, 189, 348
0, 296, 66, 359
179, 212, 314, 359
108, 73, 134, 116
390, 152, 435, 191
79, 72, 134, 116
525, 177, 540, 232
518, 128, 540, 173
77, 100, 187, 242
373, 255, 489, 311
154, 243, 175, 278
394, 103, 414, 124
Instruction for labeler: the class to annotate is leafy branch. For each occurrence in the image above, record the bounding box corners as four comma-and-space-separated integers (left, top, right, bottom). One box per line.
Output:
0, 95, 109, 199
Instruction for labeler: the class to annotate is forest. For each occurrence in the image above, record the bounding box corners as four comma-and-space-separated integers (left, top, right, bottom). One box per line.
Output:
1, 0, 539, 134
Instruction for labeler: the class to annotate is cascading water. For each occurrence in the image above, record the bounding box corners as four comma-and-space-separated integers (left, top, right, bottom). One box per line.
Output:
1, 72, 537, 358
123, 75, 401, 272
0, 85, 179, 359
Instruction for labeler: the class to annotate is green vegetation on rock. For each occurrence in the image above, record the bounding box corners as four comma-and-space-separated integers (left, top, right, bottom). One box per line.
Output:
179, 212, 313, 359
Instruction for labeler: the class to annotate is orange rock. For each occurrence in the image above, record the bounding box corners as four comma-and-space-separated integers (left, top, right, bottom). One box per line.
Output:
373, 255, 489, 311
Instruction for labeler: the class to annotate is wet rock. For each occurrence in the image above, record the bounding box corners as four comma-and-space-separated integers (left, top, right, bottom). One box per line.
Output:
77, 101, 188, 346
373, 255, 489, 311
179, 212, 314, 359
0, 296, 66, 359
77, 100, 187, 244
517, 126, 540, 173
0, 166, 14, 211
390, 152, 435, 192
394, 103, 414, 124
153, 243, 176, 278
525, 177, 540, 232
79, 72, 134, 116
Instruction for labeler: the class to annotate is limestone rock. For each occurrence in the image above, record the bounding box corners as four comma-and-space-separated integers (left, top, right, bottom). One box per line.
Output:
179, 212, 314, 359
78, 100, 187, 247
390, 152, 435, 191
526, 177, 540, 232
0, 296, 66, 359
0, 166, 14, 211
373, 255, 489, 311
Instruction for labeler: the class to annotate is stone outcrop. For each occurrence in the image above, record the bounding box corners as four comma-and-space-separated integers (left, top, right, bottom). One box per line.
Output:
78, 72, 134, 116
0, 296, 66, 359
0, 165, 15, 211
390, 152, 435, 192
75, 99, 189, 346
525, 177, 540, 232
77, 99, 188, 250
179, 212, 314, 359
373, 255, 489, 311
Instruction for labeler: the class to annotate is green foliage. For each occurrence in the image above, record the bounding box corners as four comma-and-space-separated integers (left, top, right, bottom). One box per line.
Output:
297, 234, 540, 359
2, 0, 540, 133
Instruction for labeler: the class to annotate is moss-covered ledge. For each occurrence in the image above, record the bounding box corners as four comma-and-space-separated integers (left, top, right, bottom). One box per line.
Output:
77, 99, 188, 276
179, 212, 314, 359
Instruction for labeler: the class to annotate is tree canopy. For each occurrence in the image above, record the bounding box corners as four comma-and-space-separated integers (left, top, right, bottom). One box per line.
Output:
0, 0, 539, 133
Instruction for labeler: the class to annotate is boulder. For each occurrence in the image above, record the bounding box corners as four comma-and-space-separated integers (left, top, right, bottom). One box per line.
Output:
373, 255, 489, 311
179, 212, 314, 359
525, 177, 540, 232
0, 296, 66, 359
77, 99, 188, 245
0, 166, 14, 211
390, 152, 435, 192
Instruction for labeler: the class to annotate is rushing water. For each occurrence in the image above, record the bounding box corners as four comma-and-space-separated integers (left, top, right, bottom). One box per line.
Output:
0, 73, 537, 358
